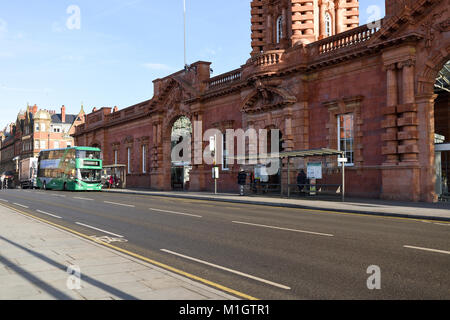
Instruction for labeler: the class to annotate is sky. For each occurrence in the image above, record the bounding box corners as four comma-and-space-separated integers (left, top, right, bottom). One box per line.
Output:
0, 0, 385, 131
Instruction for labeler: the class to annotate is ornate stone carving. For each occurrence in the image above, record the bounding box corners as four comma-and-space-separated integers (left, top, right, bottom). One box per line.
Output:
421, 10, 448, 48
241, 81, 297, 114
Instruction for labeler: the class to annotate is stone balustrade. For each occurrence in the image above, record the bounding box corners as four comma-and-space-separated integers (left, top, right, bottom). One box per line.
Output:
316, 23, 380, 55
207, 69, 242, 89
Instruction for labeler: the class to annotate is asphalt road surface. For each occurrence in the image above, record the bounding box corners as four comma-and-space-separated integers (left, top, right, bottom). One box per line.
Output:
0, 188, 449, 299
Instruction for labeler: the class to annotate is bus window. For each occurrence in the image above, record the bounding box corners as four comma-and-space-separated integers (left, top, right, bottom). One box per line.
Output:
76, 150, 101, 160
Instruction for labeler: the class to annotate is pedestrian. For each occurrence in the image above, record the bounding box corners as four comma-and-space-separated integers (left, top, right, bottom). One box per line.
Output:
297, 169, 307, 196
113, 174, 118, 188
108, 175, 114, 189
237, 168, 247, 196
0, 174, 4, 191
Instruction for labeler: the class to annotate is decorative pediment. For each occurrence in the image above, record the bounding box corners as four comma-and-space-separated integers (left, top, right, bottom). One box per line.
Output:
241, 81, 297, 114
152, 76, 198, 111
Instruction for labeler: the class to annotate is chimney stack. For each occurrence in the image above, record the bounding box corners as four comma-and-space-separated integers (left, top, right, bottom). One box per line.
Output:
32, 104, 38, 114
61, 105, 66, 123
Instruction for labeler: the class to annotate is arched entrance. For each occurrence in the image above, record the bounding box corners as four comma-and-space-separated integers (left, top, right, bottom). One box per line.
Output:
170, 116, 192, 190
433, 60, 450, 199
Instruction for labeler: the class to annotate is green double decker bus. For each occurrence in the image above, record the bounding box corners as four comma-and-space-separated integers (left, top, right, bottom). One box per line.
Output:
37, 146, 103, 191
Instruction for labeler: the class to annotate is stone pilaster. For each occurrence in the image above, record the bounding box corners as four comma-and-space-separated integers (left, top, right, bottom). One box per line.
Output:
397, 59, 419, 163
381, 63, 399, 164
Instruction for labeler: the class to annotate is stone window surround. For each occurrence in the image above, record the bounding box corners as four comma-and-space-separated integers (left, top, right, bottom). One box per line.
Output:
323, 95, 364, 168
212, 120, 235, 171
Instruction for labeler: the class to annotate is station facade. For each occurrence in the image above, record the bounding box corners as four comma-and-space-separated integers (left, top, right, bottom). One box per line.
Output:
73, 0, 450, 202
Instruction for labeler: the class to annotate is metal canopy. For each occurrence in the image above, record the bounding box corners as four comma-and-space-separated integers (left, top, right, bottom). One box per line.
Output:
435, 61, 450, 93
233, 148, 344, 161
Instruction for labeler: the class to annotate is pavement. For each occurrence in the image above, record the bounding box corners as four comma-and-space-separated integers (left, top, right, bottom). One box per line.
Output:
0, 204, 237, 300
103, 188, 450, 222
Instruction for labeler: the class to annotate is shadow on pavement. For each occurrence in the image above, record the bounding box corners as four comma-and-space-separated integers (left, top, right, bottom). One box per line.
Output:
0, 235, 139, 300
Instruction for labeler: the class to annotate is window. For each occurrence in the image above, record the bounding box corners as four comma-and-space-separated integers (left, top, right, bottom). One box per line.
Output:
35, 124, 39, 132
76, 150, 101, 159
338, 114, 354, 166
40, 140, 46, 150
54, 141, 59, 149
222, 132, 229, 171
127, 148, 131, 174
325, 13, 332, 37
35, 140, 39, 149
41, 123, 46, 132
142, 145, 147, 173
276, 16, 283, 44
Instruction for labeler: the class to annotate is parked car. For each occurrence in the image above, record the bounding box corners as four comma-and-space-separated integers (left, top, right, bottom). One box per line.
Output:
1, 171, 16, 189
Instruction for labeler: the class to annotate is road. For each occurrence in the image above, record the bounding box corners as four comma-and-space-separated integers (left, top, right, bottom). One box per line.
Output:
0, 188, 449, 299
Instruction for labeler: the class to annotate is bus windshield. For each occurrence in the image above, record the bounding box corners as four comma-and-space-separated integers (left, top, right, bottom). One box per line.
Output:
76, 150, 101, 160
77, 169, 102, 183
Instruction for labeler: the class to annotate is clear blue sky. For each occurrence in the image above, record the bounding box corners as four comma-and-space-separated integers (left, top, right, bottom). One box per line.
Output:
0, 0, 385, 131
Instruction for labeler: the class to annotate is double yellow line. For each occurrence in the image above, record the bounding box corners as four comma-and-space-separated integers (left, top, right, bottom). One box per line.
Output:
0, 202, 257, 300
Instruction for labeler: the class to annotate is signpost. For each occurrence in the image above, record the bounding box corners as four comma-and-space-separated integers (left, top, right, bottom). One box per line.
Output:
338, 157, 348, 202
210, 135, 218, 194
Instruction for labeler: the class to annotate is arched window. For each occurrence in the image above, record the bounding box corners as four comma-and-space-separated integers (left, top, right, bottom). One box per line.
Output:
276, 16, 283, 43
325, 12, 332, 37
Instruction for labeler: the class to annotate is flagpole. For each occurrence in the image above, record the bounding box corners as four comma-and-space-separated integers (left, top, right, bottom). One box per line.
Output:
183, 0, 187, 68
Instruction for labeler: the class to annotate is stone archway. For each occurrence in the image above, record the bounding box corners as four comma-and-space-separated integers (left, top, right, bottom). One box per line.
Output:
415, 42, 450, 202
161, 115, 193, 191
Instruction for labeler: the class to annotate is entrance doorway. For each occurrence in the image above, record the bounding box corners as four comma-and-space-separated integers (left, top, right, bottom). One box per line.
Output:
171, 116, 192, 190
434, 60, 450, 200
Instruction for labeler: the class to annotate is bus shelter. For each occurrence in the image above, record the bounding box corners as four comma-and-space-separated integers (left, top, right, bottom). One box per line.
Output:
234, 148, 347, 201
102, 164, 127, 189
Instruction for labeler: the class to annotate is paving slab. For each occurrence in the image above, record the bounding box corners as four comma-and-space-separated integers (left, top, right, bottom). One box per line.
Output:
0, 204, 237, 300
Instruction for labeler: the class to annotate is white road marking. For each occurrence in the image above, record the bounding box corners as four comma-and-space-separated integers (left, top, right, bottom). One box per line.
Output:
73, 197, 94, 201
51, 194, 66, 197
161, 249, 291, 290
104, 201, 135, 208
0, 199, 9, 202
75, 222, 124, 238
404, 245, 450, 255
13, 203, 29, 209
149, 208, 202, 218
433, 223, 450, 227
36, 210, 62, 219
232, 221, 334, 237
89, 235, 128, 244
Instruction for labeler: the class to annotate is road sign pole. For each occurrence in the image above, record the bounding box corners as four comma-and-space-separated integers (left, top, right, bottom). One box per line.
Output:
342, 161, 345, 202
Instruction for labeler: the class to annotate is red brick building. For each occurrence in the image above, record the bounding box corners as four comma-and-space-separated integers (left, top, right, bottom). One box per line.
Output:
73, 0, 450, 202
0, 105, 85, 179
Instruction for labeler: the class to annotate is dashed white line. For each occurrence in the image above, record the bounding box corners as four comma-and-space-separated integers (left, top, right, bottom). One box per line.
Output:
36, 210, 62, 219
232, 221, 334, 237
104, 201, 135, 208
73, 197, 94, 201
149, 208, 202, 218
51, 194, 66, 198
404, 245, 450, 255
13, 203, 29, 209
0, 199, 9, 202
161, 249, 291, 290
75, 222, 124, 238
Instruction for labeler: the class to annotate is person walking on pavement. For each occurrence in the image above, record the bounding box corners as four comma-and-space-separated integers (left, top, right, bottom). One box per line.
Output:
0, 174, 4, 191
238, 168, 247, 196
297, 169, 307, 196
108, 175, 114, 189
